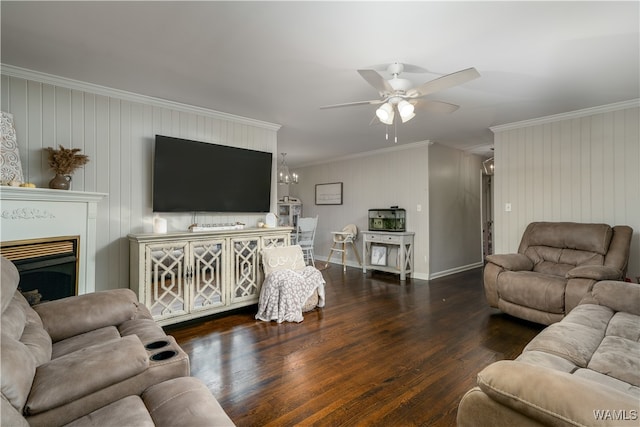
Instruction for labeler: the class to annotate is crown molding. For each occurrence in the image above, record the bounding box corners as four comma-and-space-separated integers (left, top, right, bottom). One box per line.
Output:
1, 64, 281, 132
296, 140, 434, 169
490, 99, 640, 133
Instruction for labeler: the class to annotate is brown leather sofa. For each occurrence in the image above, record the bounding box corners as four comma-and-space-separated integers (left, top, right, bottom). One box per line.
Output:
484, 222, 633, 325
458, 279, 640, 426
0, 256, 235, 426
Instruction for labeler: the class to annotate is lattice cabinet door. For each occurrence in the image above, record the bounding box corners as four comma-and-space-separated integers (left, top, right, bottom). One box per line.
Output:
230, 236, 260, 303
261, 232, 291, 249
144, 241, 189, 321
190, 239, 226, 312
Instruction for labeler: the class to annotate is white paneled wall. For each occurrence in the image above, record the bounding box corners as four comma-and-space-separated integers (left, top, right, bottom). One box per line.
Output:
1, 68, 279, 291
492, 101, 640, 279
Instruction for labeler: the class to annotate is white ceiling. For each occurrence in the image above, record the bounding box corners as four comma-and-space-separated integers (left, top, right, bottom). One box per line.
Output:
2, 1, 638, 166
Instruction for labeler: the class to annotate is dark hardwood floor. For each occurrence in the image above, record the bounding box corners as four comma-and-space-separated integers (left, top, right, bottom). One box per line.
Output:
166, 265, 543, 427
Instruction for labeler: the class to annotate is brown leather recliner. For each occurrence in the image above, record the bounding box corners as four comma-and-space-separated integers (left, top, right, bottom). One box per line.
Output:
484, 222, 633, 325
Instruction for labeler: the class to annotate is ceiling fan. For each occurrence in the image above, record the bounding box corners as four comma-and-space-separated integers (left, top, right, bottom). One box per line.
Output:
320, 62, 480, 125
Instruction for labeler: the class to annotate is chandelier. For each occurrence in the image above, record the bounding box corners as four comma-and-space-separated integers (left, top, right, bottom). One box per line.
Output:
278, 153, 298, 184
483, 157, 495, 175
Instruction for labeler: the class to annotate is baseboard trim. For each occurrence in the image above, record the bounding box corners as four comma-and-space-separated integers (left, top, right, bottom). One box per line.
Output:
314, 257, 483, 281
429, 262, 484, 280
315, 256, 430, 282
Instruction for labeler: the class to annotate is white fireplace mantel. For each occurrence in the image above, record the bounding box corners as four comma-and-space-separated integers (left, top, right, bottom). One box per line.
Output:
0, 186, 107, 294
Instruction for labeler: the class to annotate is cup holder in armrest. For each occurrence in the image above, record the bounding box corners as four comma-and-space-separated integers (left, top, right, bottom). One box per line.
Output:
145, 340, 170, 350
150, 350, 178, 361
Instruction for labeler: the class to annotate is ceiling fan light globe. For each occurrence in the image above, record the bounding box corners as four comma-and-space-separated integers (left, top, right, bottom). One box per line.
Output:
398, 100, 415, 117
400, 111, 415, 123
376, 103, 394, 124
380, 113, 394, 125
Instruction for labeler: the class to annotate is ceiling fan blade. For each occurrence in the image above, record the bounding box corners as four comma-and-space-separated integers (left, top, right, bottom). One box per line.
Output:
357, 69, 394, 94
320, 99, 384, 109
407, 67, 480, 98
414, 99, 460, 114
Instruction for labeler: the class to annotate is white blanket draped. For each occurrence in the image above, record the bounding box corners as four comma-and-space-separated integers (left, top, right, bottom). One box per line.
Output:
255, 266, 325, 323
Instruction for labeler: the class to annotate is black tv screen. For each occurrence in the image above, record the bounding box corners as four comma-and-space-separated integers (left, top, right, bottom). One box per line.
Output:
153, 135, 272, 213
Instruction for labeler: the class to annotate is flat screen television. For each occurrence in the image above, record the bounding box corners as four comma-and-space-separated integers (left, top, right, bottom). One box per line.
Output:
152, 135, 272, 213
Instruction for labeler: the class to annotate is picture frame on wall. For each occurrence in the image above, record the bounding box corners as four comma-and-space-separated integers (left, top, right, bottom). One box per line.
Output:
315, 182, 343, 205
371, 245, 387, 266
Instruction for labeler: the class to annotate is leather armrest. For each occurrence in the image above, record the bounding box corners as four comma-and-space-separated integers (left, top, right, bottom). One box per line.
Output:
477, 361, 639, 426
485, 254, 533, 271
25, 335, 149, 416
566, 265, 622, 281
581, 280, 640, 315
34, 289, 153, 342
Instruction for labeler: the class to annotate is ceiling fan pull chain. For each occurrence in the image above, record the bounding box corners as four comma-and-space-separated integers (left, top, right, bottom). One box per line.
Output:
394, 122, 398, 143
385, 126, 389, 141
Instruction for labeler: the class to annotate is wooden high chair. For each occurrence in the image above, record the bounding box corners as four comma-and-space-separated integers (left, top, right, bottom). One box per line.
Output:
325, 224, 362, 272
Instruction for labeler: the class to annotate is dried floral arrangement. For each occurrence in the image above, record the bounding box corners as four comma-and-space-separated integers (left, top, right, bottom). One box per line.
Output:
46, 145, 89, 175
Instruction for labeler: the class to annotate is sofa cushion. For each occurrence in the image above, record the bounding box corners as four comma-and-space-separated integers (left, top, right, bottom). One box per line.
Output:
573, 368, 640, 399
561, 303, 613, 330
588, 335, 640, 387
34, 289, 151, 342
118, 318, 168, 344
63, 395, 154, 427
1, 334, 36, 412
2, 396, 30, 427
498, 271, 565, 314
516, 351, 578, 373
523, 321, 605, 368
20, 318, 53, 367
1, 257, 20, 314
484, 253, 532, 271
566, 265, 622, 281
606, 312, 640, 341
525, 254, 576, 278
52, 326, 121, 359
2, 293, 53, 367
25, 335, 149, 415
1, 294, 27, 340
522, 222, 613, 255
477, 360, 639, 427
590, 280, 640, 316
142, 377, 235, 427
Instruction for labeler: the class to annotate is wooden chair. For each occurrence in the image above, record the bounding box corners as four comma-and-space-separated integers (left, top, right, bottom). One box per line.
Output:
296, 216, 318, 266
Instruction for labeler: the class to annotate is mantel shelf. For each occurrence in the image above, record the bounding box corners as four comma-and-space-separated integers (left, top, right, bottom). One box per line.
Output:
0, 186, 107, 203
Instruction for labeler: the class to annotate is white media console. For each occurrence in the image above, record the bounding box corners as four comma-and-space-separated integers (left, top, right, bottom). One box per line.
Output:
128, 227, 292, 326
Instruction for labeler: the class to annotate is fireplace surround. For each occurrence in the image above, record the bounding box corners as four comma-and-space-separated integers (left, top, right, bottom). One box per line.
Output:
0, 186, 106, 295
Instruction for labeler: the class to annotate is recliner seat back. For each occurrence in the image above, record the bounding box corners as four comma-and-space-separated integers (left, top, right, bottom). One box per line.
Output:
517, 222, 629, 277
1, 257, 52, 417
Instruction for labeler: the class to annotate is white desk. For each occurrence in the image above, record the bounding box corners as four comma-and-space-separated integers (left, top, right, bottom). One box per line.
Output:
361, 231, 415, 281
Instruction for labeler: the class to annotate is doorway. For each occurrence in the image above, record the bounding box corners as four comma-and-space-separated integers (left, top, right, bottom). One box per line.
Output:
481, 174, 493, 260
